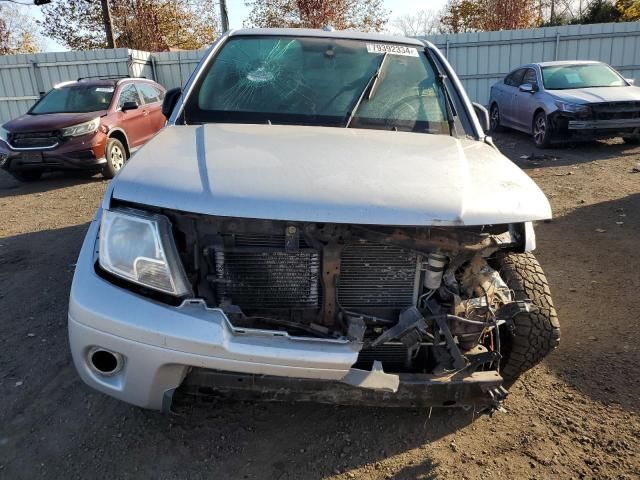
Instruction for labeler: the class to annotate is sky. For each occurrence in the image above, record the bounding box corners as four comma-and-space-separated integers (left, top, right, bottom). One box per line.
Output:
15, 0, 447, 53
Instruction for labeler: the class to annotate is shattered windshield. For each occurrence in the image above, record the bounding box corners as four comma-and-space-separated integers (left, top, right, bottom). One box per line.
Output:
184, 36, 452, 134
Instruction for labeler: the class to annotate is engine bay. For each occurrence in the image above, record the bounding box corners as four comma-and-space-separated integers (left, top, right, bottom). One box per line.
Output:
162, 212, 532, 379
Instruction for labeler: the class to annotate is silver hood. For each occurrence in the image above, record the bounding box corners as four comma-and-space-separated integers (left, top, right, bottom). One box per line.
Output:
111, 124, 551, 226
550, 86, 640, 104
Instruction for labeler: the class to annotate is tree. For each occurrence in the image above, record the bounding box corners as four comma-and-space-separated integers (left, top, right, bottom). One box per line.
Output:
391, 9, 441, 36
245, 0, 390, 32
616, 0, 640, 20
0, 4, 42, 55
38, 0, 219, 52
440, 0, 540, 32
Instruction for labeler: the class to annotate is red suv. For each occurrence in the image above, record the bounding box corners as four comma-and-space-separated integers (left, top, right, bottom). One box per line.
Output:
0, 77, 166, 181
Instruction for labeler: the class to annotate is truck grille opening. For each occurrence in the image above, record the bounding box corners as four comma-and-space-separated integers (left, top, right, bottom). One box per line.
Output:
9, 131, 59, 149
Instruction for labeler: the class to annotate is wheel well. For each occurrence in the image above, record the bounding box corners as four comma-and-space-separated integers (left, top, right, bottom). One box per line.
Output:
108, 130, 130, 158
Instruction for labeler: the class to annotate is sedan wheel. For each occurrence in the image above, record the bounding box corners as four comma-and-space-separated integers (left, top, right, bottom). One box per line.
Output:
533, 112, 551, 148
490, 104, 502, 132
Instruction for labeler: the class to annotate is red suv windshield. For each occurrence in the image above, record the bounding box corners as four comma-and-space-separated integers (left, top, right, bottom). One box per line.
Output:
30, 85, 115, 114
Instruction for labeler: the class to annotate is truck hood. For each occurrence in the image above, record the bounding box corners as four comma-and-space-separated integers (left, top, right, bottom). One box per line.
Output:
111, 124, 551, 226
549, 86, 640, 104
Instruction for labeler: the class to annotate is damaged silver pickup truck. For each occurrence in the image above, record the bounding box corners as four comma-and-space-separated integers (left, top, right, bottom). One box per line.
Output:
68, 28, 560, 411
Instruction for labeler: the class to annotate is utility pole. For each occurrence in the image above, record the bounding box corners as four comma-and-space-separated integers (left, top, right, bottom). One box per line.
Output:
100, 0, 116, 48
219, 0, 229, 32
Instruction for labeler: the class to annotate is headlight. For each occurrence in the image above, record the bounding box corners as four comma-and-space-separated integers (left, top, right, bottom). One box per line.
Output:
60, 117, 100, 137
99, 209, 192, 297
555, 100, 591, 115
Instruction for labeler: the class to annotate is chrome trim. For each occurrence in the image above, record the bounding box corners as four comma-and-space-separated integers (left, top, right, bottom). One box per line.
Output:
568, 118, 640, 130
6, 141, 59, 151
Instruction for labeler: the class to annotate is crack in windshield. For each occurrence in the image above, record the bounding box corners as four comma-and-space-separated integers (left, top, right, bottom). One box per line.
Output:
186, 36, 458, 135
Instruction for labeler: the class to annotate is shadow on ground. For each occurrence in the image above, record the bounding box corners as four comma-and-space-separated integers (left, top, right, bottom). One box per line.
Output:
0, 169, 105, 198
492, 130, 640, 170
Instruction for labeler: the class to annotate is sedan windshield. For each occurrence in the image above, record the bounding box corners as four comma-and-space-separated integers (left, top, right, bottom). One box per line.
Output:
184, 36, 455, 135
30, 85, 114, 114
542, 64, 626, 90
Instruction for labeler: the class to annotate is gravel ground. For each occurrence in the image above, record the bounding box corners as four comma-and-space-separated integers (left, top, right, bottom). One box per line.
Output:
0, 131, 639, 480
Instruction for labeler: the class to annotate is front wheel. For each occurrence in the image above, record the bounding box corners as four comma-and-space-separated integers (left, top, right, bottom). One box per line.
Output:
489, 103, 503, 132
493, 252, 561, 384
532, 111, 553, 148
102, 138, 128, 179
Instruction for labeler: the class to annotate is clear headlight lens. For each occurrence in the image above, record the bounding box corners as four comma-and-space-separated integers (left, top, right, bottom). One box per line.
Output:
555, 100, 591, 115
99, 209, 192, 297
60, 117, 100, 137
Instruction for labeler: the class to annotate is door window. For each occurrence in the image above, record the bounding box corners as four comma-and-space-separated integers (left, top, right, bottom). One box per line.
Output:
522, 68, 538, 87
118, 84, 141, 108
138, 83, 163, 104
505, 69, 526, 87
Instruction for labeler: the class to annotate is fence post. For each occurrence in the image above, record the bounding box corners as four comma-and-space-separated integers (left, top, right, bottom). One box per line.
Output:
29, 61, 45, 97
446, 38, 450, 59
554, 32, 561, 61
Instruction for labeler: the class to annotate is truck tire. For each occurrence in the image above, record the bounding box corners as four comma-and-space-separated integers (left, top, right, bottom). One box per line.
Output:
493, 251, 561, 383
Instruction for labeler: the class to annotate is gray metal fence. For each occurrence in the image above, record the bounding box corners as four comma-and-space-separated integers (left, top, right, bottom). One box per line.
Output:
2, 21, 640, 123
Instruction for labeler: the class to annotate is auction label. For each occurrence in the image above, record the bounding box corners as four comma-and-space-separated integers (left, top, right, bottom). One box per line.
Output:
366, 43, 419, 57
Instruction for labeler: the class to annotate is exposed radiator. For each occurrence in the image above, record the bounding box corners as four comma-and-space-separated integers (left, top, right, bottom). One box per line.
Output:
213, 249, 320, 309
210, 237, 419, 313
338, 242, 419, 309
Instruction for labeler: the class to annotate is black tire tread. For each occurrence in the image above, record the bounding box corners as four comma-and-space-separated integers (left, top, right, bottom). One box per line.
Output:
495, 251, 560, 382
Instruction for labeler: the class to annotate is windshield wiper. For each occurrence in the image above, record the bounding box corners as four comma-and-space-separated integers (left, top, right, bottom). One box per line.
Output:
424, 49, 457, 137
345, 53, 389, 128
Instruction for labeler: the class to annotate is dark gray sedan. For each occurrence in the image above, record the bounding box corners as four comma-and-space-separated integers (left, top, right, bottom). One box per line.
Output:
489, 60, 640, 147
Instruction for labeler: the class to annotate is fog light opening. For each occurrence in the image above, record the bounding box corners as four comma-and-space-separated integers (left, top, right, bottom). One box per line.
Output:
88, 348, 123, 376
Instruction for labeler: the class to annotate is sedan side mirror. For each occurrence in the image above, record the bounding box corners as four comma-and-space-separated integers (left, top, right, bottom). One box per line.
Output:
162, 87, 182, 119
625, 78, 635, 85
472, 102, 490, 133
121, 101, 139, 111
519, 83, 537, 93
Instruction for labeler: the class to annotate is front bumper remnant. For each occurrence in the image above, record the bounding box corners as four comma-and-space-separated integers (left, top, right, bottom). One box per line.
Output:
176, 368, 505, 409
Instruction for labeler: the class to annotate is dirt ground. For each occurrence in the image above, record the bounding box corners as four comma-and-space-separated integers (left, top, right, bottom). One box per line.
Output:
1, 131, 639, 480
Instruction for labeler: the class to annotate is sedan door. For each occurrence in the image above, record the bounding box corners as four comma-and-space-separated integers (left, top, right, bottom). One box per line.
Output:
115, 83, 148, 148
502, 68, 526, 127
512, 68, 542, 132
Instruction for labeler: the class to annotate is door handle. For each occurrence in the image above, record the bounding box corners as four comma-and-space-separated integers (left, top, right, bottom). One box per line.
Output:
143, 110, 149, 116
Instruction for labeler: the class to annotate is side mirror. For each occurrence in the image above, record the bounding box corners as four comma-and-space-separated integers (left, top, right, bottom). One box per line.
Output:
121, 101, 139, 111
472, 102, 490, 133
625, 78, 635, 85
162, 87, 182, 119
519, 83, 537, 93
